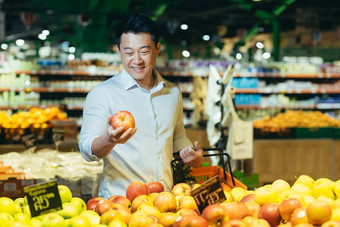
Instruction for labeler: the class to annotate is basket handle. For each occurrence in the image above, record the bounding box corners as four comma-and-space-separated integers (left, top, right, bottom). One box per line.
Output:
172, 148, 236, 187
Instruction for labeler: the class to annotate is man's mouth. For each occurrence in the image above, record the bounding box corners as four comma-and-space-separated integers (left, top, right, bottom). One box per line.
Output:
132, 66, 145, 71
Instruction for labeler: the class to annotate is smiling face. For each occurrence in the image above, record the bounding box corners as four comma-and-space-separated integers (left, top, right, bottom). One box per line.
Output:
117, 32, 161, 90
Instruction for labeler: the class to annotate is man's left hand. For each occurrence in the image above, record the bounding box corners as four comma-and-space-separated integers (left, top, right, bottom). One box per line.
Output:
179, 141, 203, 168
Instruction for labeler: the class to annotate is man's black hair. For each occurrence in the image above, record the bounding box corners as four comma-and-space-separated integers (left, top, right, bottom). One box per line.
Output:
115, 13, 159, 49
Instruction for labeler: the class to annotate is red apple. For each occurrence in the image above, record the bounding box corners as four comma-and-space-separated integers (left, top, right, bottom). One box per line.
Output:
100, 209, 124, 225
107, 195, 123, 202
126, 181, 150, 203
94, 199, 114, 215
86, 197, 105, 211
201, 204, 229, 226
111, 196, 132, 211
111, 110, 135, 132
153, 191, 177, 213
240, 194, 256, 203
290, 207, 309, 226
147, 181, 165, 194
306, 200, 332, 226
220, 201, 251, 220
173, 214, 209, 227
279, 198, 302, 221
172, 183, 192, 196
258, 203, 281, 227
222, 219, 247, 227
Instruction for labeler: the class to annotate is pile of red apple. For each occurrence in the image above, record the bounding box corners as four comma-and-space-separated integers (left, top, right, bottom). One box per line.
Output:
0, 175, 339, 227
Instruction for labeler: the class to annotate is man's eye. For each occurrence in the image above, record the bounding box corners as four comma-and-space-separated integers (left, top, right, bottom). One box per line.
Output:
125, 52, 133, 55
141, 51, 150, 54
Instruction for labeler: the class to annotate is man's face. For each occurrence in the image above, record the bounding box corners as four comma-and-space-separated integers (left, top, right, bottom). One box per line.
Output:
117, 32, 160, 84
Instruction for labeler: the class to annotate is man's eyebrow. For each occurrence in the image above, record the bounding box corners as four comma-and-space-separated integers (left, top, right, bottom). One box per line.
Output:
122, 45, 151, 50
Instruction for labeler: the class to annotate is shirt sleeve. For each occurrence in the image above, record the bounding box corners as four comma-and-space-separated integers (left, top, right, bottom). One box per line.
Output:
173, 87, 192, 152
78, 85, 110, 162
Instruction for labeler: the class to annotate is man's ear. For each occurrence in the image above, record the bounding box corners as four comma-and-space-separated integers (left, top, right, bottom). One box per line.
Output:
156, 42, 161, 55
113, 44, 119, 53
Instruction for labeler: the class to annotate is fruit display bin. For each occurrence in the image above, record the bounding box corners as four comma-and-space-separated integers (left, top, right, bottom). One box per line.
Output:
295, 127, 333, 139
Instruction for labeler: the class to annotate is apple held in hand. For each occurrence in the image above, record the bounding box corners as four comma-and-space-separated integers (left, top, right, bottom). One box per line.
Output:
111, 110, 135, 132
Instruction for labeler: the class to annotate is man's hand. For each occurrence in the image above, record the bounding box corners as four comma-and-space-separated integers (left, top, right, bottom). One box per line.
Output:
179, 141, 203, 168
106, 115, 137, 144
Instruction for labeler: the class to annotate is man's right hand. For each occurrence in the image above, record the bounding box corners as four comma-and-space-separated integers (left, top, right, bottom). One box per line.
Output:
107, 115, 137, 144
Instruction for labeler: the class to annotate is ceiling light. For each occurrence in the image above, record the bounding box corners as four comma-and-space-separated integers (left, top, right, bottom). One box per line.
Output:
180, 24, 188, 30
15, 39, 25, 46
182, 50, 190, 58
38, 34, 47, 40
69, 47, 76, 53
42, 30, 50, 36
68, 54, 75, 60
202, 35, 210, 41
236, 53, 242, 60
1, 43, 8, 50
256, 42, 264, 49
262, 52, 271, 59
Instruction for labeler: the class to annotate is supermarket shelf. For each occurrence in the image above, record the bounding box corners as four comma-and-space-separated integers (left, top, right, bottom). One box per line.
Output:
0, 87, 92, 93
234, 72, 340, 78
235, 88, 340, 94
0, 69, 117, 76
236, 103, 340, 109
2, 69, 340, 79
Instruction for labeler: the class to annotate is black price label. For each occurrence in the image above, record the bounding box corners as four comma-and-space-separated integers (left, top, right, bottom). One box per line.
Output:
22, 134, 37, 149
191, 175, 226, 213
52, 129, 65, 142
24, 180, 62, 217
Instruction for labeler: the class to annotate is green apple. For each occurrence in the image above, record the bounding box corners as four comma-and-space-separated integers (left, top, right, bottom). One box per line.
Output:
334, 179, 340, 199
58, 185, 73, 204
14, 198, 25, 211
70, 197, 87, 213
0, 197, 17, 216
14, 212, 31, 224
312, 179, 336, 200
0, 211, 14, 226
30, 217, 43, 227
57, 202, 80, 219
23, 204, 31, 218
2, 220, 31, 227
68, 215, 92, 227
79, 210, 100, 226
41, 213, 67, 227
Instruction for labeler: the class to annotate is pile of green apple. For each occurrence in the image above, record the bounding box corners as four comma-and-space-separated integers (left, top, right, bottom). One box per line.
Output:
0, 176, 339, 227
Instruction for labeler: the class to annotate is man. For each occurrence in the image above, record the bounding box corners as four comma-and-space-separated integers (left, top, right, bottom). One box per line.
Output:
78, 13, 203, 199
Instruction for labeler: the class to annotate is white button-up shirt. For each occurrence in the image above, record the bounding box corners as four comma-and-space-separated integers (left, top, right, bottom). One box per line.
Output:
78, 69, 191, 198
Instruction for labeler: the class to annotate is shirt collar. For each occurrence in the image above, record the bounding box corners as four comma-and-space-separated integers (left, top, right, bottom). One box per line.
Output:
120, 68, 166, 91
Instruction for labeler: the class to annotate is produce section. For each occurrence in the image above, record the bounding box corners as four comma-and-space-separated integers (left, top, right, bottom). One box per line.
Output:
0, 175, 339, 226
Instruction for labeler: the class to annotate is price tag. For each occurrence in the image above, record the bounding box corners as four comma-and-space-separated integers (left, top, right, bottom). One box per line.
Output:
24, 180, 62, 217
22, 134, 36, 150
52, 129, 65, 142
191, 176, 226, 213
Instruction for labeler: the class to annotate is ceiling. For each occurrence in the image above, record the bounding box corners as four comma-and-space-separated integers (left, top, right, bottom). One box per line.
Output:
1, 0, 340, 52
